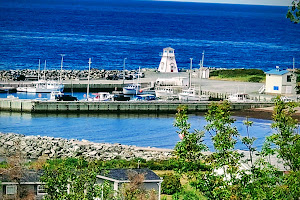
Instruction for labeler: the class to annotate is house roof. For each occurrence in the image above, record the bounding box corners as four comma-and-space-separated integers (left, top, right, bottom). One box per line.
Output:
99, 168, 161, 182
0, 170, 43, 183
265, 69, 290, 75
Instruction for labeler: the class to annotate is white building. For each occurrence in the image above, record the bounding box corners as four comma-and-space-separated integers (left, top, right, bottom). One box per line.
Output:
158, 47, 178, 73
265, 68, 296, 95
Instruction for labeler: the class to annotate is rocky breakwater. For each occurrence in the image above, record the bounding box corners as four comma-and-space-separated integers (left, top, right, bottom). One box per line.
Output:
0, 68, 150, 81
0, 133, 172, 161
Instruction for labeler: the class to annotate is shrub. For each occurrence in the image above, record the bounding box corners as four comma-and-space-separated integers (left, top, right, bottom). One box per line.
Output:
248, 76, 263, 82
210, 69, 264, 78
161, 173, 181, 195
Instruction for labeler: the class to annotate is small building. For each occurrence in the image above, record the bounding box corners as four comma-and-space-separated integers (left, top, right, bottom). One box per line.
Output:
158, 47, 178, 73
193, 67, 210, 79
96, 168, 163, 199
265, 68, 296, 95
156, 77, 188, 87
0, 170, 46, 200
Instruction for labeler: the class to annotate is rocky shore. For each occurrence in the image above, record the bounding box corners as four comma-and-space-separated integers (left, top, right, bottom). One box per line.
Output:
0, 69, 150, 81
0, 132, 172, 161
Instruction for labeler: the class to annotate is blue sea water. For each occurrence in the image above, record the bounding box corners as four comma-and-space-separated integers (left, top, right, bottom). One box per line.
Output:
0, 0, 299, 71
0, 111, 273, 150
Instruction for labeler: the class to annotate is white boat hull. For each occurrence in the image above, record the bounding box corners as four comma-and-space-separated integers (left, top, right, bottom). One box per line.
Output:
179, 94, 209, 101
16, 81, 64, 93
123, 84, 142, 95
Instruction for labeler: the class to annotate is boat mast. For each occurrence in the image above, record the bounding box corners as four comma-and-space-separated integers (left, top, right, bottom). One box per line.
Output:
189, 58, 193, 88
123, 58, 127, 85
44, 60, 46, 80
199, 51, 205, 95
293, 57, 295, 72
136, 66, 141, 95
38, 59, 40, 81
60, 54, 65, 84
87, 58, 92, 99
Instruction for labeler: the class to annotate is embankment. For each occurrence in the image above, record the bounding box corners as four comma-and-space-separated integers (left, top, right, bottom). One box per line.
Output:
0, 133, 172, 161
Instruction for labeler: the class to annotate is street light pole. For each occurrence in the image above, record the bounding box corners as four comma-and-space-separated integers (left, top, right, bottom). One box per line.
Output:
123, 58, 127, 85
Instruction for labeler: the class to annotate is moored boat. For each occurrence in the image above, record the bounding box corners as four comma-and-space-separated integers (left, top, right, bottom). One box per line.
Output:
178, 88, 209, 101
17, 80, 64, 93
87, 92, 114, 101
227, 93, 252, 102
123, 84, 142, 95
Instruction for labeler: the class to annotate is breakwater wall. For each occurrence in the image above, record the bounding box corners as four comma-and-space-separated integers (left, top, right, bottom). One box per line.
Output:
0, 98, 274, 113
0, 133, 172, 161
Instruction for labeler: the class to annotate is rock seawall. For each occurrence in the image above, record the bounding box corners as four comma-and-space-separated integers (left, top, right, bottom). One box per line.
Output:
0, 133, 172, 161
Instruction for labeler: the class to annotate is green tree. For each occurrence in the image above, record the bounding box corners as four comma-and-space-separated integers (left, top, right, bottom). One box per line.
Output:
190, 101, 242, 199
173, 105, 208, 173
204, 101, 241, 175
287, 0, 300, 23
267, 96, 300, 171
41, 157, 100, 200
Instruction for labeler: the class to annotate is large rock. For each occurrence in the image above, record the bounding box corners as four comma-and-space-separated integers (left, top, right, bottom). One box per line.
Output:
0, 132, 172, 161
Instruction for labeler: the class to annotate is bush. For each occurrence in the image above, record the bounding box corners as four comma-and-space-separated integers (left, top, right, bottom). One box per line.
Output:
161, 173, 181, 195
248, 76, 263, 82
210, 69, 264, 78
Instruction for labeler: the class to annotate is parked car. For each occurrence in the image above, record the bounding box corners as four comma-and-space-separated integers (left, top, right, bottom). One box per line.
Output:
56, 95, 78, 101
118, 74, 133, 80
13, 75, 26, 81
106, 74, 119, 80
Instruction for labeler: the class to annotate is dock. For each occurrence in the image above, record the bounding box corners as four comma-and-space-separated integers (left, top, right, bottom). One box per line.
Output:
0, 98, 274, 113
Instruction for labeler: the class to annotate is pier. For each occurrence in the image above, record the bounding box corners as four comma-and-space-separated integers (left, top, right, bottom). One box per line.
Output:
0, 98, 274, 113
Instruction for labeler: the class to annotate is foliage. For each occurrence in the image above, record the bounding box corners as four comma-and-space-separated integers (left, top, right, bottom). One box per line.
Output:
248, 76, 263, 82
172, 186, 205, 200
173, 105, 208, 173
0, 139, 36, 200
95, 158, 177, 171
96, 180, 115, 200
205, 101, 241, 167
41, 157, 100, 200
287, 0, 300, 23
176, 100, 300, 200
161, 173, 181, 195
118, 170, 158, 200
0, 161, 8, 169
267, 96, 300, 171
210, 69, 265, 82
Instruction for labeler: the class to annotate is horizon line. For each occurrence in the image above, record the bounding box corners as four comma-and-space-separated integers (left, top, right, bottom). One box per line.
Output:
151, 0, 291, 7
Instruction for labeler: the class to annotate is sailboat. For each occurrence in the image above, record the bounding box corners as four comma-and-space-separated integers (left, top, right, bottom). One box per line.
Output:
17, 59, 64, 93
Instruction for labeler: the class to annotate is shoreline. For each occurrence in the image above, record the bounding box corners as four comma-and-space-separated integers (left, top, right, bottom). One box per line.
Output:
0, 132, 172, 161
234, 107, 300, 121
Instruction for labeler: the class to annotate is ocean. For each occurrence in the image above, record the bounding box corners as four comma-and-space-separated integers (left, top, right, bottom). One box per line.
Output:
0, 0, 299, 71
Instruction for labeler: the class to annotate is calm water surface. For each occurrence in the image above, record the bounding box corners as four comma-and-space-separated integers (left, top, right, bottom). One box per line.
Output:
0, 111, 273, 150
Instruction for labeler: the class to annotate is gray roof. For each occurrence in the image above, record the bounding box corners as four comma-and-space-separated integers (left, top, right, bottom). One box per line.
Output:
100, 168, 161, 181
0, 170, 43, 183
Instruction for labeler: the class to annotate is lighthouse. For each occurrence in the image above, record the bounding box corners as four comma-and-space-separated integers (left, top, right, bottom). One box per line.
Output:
158, 47, 178, 73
